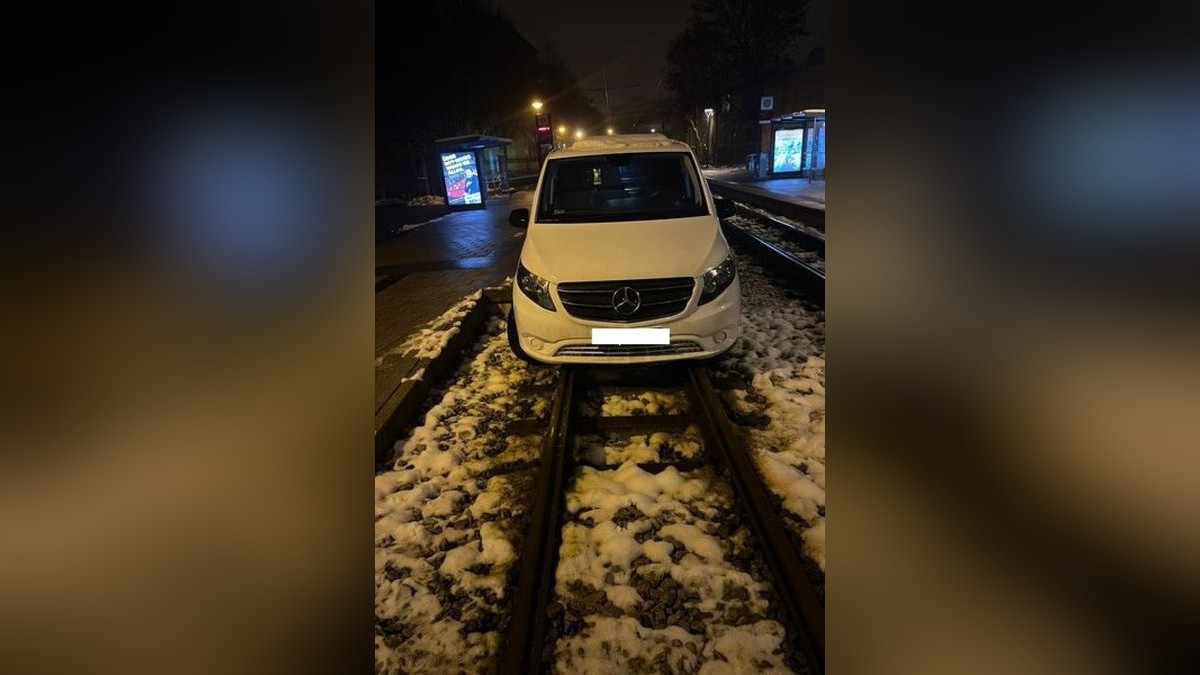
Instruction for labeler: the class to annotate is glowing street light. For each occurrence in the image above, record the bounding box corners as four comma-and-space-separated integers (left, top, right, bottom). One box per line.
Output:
574, 129, 584, 140
650, 127, 656, 133
557, 125, 566, 134
531, 100, 543, 112
606, 127, 614, 135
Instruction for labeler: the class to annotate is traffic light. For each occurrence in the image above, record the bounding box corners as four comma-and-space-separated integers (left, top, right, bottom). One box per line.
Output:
535, 113, 552, 146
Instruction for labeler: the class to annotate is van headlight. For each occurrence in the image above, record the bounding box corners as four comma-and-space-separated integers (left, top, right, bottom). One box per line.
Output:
517, 262, 556, 311
699, 255, 736, 305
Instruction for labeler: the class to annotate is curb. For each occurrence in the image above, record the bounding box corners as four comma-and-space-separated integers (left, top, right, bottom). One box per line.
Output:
374, 285, 510, 468
708, 179, 826, 231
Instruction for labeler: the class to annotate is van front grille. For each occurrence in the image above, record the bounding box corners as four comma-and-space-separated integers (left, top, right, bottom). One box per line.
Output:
554, 341, 703, 357
556, 277, 694, 323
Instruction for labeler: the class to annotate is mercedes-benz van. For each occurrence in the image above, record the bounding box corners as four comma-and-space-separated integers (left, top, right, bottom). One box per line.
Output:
507, 133, 740, 364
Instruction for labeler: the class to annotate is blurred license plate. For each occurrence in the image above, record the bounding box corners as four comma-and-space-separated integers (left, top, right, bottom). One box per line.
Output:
591, 328, 670, 345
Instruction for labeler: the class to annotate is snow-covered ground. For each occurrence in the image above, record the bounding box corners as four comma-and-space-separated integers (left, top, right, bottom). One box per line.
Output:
725, 214, 825, 275
375, 252, 826, 672
737, 202, 825, 240
711, 252, 826, 571
377, 291, 482, 365
407, 194, 446, 206
551, 448, 805, 672
374, 194, 448, 207
580, 388, 690, 418
375, 316, 555, 673
578, 427, 702, 466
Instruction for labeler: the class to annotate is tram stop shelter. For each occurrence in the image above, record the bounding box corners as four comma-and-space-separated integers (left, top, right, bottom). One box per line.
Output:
756, 109, 825, 179
432, 135, 513, 210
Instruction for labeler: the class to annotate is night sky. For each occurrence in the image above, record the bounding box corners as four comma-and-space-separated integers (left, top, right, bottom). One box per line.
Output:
494, 0, 825, 119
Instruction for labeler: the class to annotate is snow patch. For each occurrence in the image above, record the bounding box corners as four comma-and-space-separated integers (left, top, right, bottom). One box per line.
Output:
712, 253, 826, 572
376, 314, 556, 673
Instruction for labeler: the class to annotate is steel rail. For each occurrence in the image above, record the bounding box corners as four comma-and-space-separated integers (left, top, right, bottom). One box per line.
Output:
687, 365, 826, 672
733, 203, 825, 256
500, 366, 578, 675
721, 220, 825, 303
499, 363, 825, 673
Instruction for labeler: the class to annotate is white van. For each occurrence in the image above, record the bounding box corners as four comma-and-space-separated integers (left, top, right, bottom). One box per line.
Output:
507, 133, 740, 364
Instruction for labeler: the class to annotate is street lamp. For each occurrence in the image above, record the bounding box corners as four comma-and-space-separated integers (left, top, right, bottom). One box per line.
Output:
574, 129, 584, 140
606, 127, 614, 135
557, 124, 566, 134
532, 100, 543, 112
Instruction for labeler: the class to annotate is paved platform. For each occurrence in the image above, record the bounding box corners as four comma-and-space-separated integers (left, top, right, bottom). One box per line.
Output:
704, 167, 825, 211
375, 204, 449, 243
375, 191, 530, 357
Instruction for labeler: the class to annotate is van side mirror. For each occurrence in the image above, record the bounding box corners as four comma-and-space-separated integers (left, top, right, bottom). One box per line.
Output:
715, 199, 735, 219
509, 208, 530, 228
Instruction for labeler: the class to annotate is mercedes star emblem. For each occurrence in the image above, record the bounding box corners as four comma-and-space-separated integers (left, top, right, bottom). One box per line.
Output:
611, 286, 641, 315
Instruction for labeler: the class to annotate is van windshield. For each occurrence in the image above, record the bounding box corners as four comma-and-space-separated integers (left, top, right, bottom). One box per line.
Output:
536, 152, 708, 223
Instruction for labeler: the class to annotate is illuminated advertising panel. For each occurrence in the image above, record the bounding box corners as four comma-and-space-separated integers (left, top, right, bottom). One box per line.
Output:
440, 152, 482, 206
772, 127, 805, 174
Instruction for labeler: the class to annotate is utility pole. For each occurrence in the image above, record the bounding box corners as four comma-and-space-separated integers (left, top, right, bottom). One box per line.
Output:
602, 67, 612, 127
532, 100, 552, 167
704, 107, 716, 165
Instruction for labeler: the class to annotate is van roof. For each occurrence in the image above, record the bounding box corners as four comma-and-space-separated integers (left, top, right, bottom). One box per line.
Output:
551, 133, 693, 157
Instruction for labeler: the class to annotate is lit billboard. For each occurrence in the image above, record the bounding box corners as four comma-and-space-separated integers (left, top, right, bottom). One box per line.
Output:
440, 152, 482, 206
772, 127, 805, 174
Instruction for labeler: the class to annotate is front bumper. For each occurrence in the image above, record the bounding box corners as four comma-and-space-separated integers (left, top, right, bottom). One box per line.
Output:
512, 277, 741, 365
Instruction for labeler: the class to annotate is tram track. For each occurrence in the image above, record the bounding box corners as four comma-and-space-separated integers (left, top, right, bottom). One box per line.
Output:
376, 245, 826, 673
719, 207, 825, 303
732, 203, 824, 256
500, 364, 825, 674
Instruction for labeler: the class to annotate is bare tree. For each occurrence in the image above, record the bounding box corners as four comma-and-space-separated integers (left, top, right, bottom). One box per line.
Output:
666, 0, 810, 164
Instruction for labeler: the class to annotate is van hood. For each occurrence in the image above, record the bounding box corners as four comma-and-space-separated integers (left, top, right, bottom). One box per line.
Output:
522, 216, 727, 283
